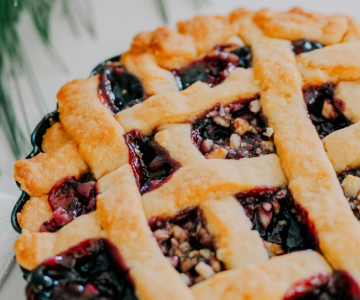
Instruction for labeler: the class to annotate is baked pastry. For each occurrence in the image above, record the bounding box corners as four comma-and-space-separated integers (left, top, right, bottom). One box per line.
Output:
13, 6, 360, 300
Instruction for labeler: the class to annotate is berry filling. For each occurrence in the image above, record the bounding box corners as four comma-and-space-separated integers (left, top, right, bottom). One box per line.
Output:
26, 239, 136, 300
304, 83, 351, 138
40, 174, 97, 233
173, 44, 252, 90
98, 62, 144, 114
291, 39, 324, 55
150, 208, 224, 287
338, 168, 360, 220
192, 100, 275, 160
124, 130, 181, 194
283, 271, 360, 300
236, 188, 316, 256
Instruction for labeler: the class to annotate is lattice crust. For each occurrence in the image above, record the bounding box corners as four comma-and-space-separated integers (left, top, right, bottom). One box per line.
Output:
198, 197, 268, 269
117, 68, 259, 135
14, 123, 89, 197
143, 154, 287, 220
57, 76, 129, 179
297, 42, 360, 86
191, 251, 332, 300
236, 12, 360, 283
15, 211, 103, 271
13, 6, 360, 299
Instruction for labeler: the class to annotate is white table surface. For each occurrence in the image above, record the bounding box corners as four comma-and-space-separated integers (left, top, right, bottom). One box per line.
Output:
1, 0, 360, 298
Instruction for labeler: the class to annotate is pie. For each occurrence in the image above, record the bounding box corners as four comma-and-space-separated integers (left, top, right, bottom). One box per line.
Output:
12, 6, 360, 300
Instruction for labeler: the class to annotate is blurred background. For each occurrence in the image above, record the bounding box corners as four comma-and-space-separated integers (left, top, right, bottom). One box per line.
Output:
1, 0, 360, 297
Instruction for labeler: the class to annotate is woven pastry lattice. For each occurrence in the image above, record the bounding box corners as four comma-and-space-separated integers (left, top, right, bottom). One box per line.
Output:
13, 7, 360, 300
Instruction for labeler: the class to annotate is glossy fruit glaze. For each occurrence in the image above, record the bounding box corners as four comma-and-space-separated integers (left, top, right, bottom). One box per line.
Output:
304, 83, 351, 139
124, 130, 181, 194
150, 208, 223, 287
173, 44, 252, 90
236, 188, 317, 256
98, 62, 144, 114
192, 99, 275, 160
291, 39, 324, 55
26, 239, 137, 300
40, 174, 96, 233
283, 271, 360, 300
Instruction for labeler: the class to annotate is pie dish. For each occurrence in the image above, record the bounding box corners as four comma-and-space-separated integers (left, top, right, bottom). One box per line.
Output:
12, 6, 360, 300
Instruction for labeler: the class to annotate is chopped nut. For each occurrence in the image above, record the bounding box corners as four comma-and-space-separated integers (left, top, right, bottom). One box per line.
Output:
226, 36, 245, 46
255, 148, 262, 155
188, 250, 199, 258
195, 262, 215, 279
321, 99, 338, 119
173, 225, 188, 242
210, 258, 222, 272
263, 240, 285, 257
199, 249, 211, 259
180, 273, 191, 286
181, 258, 197, 272
342, 175, 360, 198
206, 148, 228, 159
230, 134, 241, 149
249, 99, 261, 114
260, 141, 275, 153
179, 242, 190, 251
200, 139, 214, 153
272, 199, 281, 215
234, 118, 250, 135
153, 229, 170, 242
263, 127, 274, 138
219, 104, 226, 117
216, 249, 226, 262
213, 116, 230, 127
171, 238, 179, 248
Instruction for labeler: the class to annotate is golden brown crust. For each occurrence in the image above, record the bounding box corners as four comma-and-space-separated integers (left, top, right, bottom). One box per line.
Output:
191, 251, 332, 300
177, 15, 236, 55
335, 81, 360, 123
154, 124, 204, 166
117, 68, 259, 135
297, 42, 360, 86
15, 212, 103, 270
17, 195, 52, 232
200, 197, 268, 270
143, 154, 287, 220
121, 52, 179, 96
236, 13, 360, 285
253, 7, 348, 45
323, 122, 360, 173
96, 164, 195, 300
57, 76, 129, 179
42, 122, 70, 153
14, 141, 89, 197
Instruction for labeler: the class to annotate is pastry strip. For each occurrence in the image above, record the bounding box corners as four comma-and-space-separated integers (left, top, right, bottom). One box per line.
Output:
57, 76, 129, 179
143, 154, 287, 220
191, 251, 332, 300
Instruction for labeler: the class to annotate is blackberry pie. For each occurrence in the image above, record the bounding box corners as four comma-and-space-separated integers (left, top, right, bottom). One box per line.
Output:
13, 7, 360, 300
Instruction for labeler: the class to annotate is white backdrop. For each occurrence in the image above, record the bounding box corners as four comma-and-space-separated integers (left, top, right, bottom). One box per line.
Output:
1, 0, 360, 298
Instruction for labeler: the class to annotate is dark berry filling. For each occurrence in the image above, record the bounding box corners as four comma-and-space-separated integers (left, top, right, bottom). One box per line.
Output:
192, 99, 275, 160
98, 62, 144, 114
26, 239, 136, 300
150, 208, 224, 287
124, 130, 181, 194
304, 83, 351, 138
236, 188, 317, 256
173, 44, 252, 90
338, 168, 360, 220
40, 174, 97, 233
283, 271, 360, 300
291, 39, 324, 55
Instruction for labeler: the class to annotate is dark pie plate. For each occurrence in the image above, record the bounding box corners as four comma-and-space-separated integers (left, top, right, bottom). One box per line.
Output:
11, 55, 121, 234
